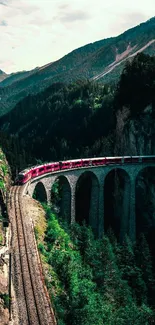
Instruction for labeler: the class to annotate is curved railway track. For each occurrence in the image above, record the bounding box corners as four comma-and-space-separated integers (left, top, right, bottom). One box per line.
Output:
9, 186, 56, 325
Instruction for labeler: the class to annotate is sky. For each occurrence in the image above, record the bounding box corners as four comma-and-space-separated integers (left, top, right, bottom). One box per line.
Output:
0, 0, 154, 74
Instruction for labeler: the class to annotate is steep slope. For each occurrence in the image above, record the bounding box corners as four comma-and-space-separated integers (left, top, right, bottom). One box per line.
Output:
0, 80, 115, 175
0, 38, 112, 115
0, 17, 155, 116
92, 40, 155, 82
0, 67, 39, 87
0, 53, 155, 175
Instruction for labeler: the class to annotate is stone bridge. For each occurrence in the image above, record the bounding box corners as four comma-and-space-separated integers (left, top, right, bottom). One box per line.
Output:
25, 163, 155, 241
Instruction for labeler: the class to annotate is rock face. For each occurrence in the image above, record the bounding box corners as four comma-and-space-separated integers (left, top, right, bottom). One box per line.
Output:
0, 149, 11, 325
115, 105, 155, 156
114, 105, 155, 240
136, 168, 155, 236
0, 302, 9, 325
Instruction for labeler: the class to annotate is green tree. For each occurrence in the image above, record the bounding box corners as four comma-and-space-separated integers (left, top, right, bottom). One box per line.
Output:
117, 235, 147, 305
135, 234, 155, 306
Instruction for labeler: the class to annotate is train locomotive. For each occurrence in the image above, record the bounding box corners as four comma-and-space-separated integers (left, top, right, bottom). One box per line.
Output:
15, 156, 155, 185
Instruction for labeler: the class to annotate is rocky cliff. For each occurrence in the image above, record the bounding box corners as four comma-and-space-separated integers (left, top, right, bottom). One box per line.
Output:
114, 104, 155, 244
115, 104, 155, 155
0, 149, 11, 325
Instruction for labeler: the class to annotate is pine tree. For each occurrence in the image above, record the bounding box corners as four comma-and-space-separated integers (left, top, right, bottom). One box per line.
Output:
135, 233, 155, 307
101, 236, 132, 308
118, 235, 147, 305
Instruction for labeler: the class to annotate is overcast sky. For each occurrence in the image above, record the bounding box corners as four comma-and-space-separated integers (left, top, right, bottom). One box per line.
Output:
0, 0, 154, 73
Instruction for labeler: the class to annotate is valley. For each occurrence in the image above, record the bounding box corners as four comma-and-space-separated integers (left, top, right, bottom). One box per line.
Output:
0, 14, 155, 325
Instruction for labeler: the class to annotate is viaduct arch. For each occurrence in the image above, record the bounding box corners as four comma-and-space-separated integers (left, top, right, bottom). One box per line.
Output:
136, 166, 155, 240
104, 168, 130, 242
33, 181, 47, 203
26, 162, 155, 241
75, 171, 99, 236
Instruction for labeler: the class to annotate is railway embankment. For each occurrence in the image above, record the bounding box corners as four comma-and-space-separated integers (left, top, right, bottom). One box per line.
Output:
0, 148, 11, 325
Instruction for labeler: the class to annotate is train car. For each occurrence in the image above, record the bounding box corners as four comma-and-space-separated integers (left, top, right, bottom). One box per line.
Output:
16, 170, 32, 184
131, 156, 141, 163
123, 156, 132, 164
70, 159, 83, 168
15, 164, 42, 184
91, 157, 106, 166
141, 155, 155, 163
105, 157, 121, 164
37, 165, 46, 176
54, 162, 60, 171
111, 157, 122, 164
60, 160, 72, 170
45, 162, 58, 173
82, 158, 92, 167
31, 167, 39, 178
31, 162, 60, 177
27, 165, 45, 179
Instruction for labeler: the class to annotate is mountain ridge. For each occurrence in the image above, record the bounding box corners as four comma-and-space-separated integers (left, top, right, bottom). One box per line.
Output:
0, 69, 8, 83
0, 16, 155, 115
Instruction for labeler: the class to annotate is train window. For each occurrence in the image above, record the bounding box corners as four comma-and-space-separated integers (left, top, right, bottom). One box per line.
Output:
101, 159, 106, 164
92, 160, 97, 165
46, 165, 52, 170
62, 163, 69, 168
83, 160, 89, 165
39, 167, 44, 172
54, 164, 59, 170
32, 170, 37, 175
97, 160, 102, 165
114, 158, 122, 164
75, 161, 81, 166
124, 157, 131, 163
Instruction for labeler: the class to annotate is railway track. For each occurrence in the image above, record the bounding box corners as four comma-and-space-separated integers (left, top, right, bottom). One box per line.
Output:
9, 186, 56, 325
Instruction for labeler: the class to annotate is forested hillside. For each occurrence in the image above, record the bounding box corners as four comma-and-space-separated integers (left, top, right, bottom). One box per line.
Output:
35, 206, 155, 325
0, 17, 155, 116
0, 80, 115, 175
0, 53, 155, 174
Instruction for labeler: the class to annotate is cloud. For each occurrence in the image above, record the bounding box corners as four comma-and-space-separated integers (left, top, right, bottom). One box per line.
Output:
0, 19, 7, 25
15, 2, 39, 16
29, 16, 53, 27
60, 10, 91, 23
58, 3, 70, 11
120, 12, 149, 31
107, 11, 149, 36
126, 11, 148, 23
0, 0, 8, 6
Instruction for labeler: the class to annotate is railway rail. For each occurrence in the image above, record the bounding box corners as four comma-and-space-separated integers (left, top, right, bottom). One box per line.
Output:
8, 186, 56, 325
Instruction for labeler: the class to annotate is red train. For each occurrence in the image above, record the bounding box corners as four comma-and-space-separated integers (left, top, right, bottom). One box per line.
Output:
16, 156, 155, 185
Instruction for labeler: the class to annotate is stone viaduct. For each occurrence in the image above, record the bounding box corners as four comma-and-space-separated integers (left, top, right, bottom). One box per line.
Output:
25, 163, 155, 242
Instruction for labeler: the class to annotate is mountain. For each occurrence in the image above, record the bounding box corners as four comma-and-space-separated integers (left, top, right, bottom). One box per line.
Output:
0, 16, 155, 116
0, 69, 8, 83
